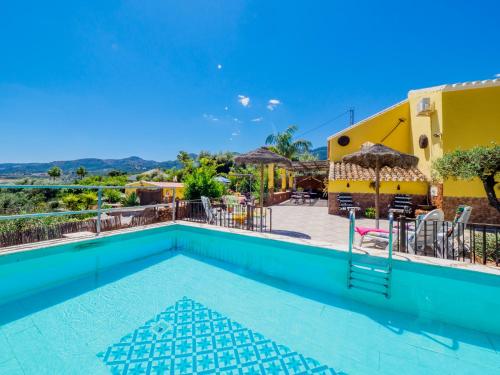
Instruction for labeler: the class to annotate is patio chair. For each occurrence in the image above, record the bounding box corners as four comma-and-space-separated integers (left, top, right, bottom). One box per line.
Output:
405, 209, 445, 254
291, 191, 302, 204
222, 195, 240, 212
243, 192, 255, 206
436, 205, 472, 258
201, 196, 220, 224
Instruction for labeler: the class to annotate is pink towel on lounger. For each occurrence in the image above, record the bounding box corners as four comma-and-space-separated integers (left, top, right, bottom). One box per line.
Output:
355, 226, 390, 236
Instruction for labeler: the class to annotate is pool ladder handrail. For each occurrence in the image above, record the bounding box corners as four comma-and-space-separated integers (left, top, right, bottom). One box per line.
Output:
347, 208, 394, 298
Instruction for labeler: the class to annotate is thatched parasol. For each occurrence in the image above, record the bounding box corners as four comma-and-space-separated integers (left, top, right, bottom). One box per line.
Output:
235, 147, 292, 229
342, 143, 418, 228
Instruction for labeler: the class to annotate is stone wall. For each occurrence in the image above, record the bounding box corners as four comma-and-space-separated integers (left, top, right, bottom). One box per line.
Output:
267, 191, 291, 206
329, 191, 500, 224
442, 196, 500, 224
328, 192, 427, 217
431, 183, 500, 224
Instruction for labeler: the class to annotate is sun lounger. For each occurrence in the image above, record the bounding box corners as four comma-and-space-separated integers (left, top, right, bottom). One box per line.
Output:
337, 193, 360, 214
358, 209, 445, 252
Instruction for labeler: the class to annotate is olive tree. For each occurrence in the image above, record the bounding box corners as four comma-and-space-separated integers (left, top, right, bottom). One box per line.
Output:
432, 144, 500, 212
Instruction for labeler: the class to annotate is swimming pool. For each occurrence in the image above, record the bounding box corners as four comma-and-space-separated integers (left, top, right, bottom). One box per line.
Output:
0, 224, 499, 374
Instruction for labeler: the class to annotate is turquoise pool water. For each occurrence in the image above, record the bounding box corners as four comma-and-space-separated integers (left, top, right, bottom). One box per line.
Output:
0, 225, 499, 374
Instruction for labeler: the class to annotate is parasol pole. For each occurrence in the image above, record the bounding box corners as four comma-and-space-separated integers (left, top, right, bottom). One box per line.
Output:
260, 163, 264, 231
375, 159, 380, 229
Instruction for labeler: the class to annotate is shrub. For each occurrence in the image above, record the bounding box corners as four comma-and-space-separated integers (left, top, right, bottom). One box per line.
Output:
48, 200, 60, 209
62, 194, 82, 211
61, 191, 97, 211
122, 192, 140, 207
79, 191, 98, 209
365, 207, 376, 219
183, 160, 225, 200
473, 232, 499, 262
104, 189, 122, 203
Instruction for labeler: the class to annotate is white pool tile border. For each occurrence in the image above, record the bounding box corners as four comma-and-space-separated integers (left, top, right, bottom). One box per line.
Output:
1, 220, 499, 276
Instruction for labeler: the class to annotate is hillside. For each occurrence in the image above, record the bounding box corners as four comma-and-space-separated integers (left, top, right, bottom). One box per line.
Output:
0, 148, 326, 178
0, 156, 181, 177
311, 146, 327, 160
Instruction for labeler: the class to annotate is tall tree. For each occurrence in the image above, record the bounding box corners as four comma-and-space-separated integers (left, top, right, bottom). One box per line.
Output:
177, 151, 193, 169
265, 125, 312, 160
433, 144, 500, 212
47, 166, 62, 181
76, 166, 87, 179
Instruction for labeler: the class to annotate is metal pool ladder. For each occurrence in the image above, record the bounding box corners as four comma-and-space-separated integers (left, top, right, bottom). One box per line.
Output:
347, 209, 394, 298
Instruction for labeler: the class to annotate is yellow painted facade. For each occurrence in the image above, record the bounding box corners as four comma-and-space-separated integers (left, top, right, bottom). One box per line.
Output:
328, 101, 412, 161
327, 80, 500, 198
267, 164, 275, 190
125, 181, 185, 200
279, 168, 287, 191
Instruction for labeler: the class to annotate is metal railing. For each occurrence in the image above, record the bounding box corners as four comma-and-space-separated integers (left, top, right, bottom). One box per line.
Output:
176, 199, 272, 232
0, 184, 177, 247
394, 216, 499, 266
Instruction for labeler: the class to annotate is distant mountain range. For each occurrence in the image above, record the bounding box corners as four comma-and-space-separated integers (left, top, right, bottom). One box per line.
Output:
0, 156, 182, 178
0, 148, 327, 178
311, 146, 327, 160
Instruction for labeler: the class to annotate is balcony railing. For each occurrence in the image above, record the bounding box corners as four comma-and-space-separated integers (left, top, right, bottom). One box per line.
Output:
394, 216, 499, 266
176, 199, 272, 232
0, 184, 176, 248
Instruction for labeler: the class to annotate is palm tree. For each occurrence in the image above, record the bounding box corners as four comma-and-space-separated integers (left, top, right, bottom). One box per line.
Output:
76, 166, 87, 179
47, 166, 62, 181
265, 125, 312, 160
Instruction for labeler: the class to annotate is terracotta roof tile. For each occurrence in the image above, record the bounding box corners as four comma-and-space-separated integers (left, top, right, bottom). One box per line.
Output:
329, 162, 427, 182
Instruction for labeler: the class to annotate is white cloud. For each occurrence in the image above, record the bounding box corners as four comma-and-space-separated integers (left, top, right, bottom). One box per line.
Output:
237, 95, 250, 107
224, 106, 229, 111
251, 117, 264, 122
231, 131, 240, 136
233, 117, 242, 123
495, 73, 500, 78
217, 64, 222, 70
202, 113, 219, 122
267, 99, 281, 111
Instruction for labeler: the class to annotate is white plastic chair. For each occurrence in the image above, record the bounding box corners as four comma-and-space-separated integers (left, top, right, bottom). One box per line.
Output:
436, 206, 472, 258
406, 209, 445, 254
201, 196, 217, 224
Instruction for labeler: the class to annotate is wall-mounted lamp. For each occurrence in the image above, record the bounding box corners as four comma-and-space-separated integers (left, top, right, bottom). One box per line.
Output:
346, 182, 350, 188
397, 184, 401, 191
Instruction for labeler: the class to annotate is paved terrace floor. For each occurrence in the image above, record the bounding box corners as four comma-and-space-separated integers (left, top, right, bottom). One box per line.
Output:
270, 200, 389, 251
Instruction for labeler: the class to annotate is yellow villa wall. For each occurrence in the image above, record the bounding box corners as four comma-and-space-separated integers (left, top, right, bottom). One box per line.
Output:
440, 85, 500, 198
328, 180, 428, 195
444, 178, 500, 198
328, 83, 500, 199
408, 89, 443, 178
328, 101, 412, 161
125, 181, 185, 200
442, 85, 500, 152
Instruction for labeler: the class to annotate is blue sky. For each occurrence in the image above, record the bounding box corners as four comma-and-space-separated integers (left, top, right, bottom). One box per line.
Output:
0, 0, 499, 163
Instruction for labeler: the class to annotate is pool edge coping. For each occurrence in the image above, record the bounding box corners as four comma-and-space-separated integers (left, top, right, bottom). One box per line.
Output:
1, 220, 499, 276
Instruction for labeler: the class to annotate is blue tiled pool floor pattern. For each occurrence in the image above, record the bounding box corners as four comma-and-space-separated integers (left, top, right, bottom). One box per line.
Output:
1, 252, 500, 374
98, 297, 335, 374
